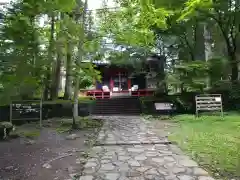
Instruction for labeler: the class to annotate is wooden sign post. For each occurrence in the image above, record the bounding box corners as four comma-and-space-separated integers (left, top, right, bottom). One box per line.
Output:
195, 94, 223, 117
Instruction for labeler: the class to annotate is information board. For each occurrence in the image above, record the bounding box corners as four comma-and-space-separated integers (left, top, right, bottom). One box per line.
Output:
154, 103, 173, 110
195, 94, 223, 117
10, 100, 42, 126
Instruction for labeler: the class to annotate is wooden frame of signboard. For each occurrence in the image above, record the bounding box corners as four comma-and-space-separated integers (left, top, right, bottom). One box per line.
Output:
195, 94, 223, 117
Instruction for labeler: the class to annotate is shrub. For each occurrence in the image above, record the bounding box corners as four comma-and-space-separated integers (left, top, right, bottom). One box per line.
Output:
43, 96, 96, 105
140, 93, 197, 114
78, 96, 96, 103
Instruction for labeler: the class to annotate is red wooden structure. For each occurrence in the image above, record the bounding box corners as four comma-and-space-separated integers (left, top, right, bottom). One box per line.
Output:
86, 89, 154, 99
85, 62, 156, 99
86, 90, 111, 99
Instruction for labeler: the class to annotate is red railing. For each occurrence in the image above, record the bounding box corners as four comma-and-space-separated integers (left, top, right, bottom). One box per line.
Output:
111, 90, 130, 93
86, 89, 154, 99
131, 90, 155, 97
86, 90, 110, 99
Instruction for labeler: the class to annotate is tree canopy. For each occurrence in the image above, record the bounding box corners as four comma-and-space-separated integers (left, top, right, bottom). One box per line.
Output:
0, 0, 239, 102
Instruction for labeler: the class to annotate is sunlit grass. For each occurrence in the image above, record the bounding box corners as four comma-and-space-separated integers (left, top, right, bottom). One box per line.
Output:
169, 114, 240, 179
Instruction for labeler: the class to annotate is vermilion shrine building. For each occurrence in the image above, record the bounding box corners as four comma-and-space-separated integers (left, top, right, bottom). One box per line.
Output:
86, 55, 165, 99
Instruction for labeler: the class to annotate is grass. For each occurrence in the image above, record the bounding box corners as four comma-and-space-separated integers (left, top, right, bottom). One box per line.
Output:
13, 128, 41, 139
20, 130, 41, 138
169, 113, 240, 179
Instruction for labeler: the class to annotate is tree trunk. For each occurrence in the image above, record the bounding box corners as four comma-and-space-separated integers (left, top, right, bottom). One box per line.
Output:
64, 43, 73, 100
51, 13, 64, 100
72, 0, 88, 129
194, 22, 206, 61
214, 10, 238, 85
225, 37, 238, 83
157, 55, 166, 94
43, 71, 51, 100
44, 13, 55, 100
72, 77, 80, 129
229, 51, 238, 83
51, 53, 62, 100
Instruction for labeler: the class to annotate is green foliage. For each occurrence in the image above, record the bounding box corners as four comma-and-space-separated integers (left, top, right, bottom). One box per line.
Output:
42, 96, 95, 104
79, 117, 103, 129
19, 130, 40, 138
208, 58, 230, 85
180, 0, 240, 81
77, 63, 101, 89
0, 0, 239, 106
78, 96, 95, 103
0, 0, 102, 104
98, 0, 169, 68
0, 0, 77, 102
0, 2, 44, 103
55, 117, 102, 132
168, 60, 209, 92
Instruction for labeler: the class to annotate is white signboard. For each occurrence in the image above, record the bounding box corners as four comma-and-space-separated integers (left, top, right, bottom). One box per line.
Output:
195, 94, 223, 117
215, 97, 221, 102
154, 103, 173, 110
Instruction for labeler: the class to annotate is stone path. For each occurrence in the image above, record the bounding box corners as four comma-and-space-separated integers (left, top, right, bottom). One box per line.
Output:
80, 116, 214, 180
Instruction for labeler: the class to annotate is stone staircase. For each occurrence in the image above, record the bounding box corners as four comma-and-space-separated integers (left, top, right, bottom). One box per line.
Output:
92, 97, 141, 115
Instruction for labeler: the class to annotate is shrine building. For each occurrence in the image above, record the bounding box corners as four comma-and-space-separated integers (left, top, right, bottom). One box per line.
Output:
86, 55, 165, 99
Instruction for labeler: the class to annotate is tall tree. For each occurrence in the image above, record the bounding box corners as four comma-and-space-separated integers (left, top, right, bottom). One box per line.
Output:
180, 0, 240, 84
0, 0, 78, 103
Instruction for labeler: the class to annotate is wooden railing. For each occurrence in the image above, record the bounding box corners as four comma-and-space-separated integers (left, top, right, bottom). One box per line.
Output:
86, 90, 110, 99
111, 90, 130, 93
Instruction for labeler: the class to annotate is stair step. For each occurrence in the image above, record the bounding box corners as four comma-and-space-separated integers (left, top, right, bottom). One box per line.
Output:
92, 97, 141, 115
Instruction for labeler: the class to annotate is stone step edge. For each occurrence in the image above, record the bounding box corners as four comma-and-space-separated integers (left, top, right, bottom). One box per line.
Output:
94, 141, 172, 146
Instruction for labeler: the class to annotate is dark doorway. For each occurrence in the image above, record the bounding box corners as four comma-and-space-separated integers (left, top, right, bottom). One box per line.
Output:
131, 74, 146, 89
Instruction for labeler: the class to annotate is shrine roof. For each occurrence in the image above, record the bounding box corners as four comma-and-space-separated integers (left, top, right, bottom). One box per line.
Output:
82, 60, 110, 65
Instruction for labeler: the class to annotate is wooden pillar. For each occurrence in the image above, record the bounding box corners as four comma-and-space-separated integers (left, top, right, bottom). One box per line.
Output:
93, 79, 96, 89
128, 78, 131, 90
110, 77, 113, 91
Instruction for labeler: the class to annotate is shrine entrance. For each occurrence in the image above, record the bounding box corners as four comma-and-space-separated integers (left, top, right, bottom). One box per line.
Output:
94, 65, 132, 93
112, 72, 128, 91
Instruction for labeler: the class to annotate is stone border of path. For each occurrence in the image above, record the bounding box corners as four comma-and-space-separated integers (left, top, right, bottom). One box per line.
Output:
94, 141, 172, 146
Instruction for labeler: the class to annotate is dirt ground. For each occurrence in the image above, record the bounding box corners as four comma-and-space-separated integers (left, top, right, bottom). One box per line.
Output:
0, 119, 101, 180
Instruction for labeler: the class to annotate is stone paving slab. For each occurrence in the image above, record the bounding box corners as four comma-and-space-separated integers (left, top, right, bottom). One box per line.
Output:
95, 116, 169, 145
80, 116, 215, 180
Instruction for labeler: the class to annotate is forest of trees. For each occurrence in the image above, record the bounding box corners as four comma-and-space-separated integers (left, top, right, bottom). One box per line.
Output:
0, 0, 239, 105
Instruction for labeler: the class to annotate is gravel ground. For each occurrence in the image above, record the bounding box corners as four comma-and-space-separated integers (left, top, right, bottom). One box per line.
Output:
0, 125, 99, 180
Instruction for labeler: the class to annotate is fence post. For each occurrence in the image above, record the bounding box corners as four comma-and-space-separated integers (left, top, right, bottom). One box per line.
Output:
9, 102, 12, 123
40, 100, 42, 127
